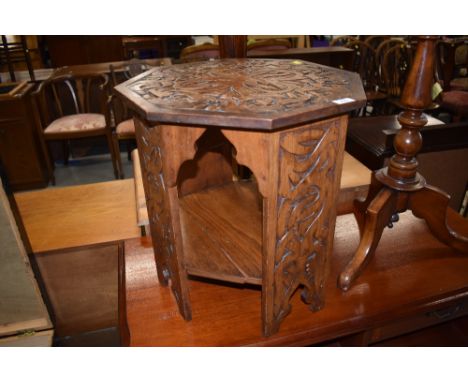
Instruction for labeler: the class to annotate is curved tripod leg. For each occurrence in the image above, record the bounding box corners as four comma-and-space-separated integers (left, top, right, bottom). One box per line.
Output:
409, 185, 468, 253
339, 188, 398, 291
354, 172, 385, 237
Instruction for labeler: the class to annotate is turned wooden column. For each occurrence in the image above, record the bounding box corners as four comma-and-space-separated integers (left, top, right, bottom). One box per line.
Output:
338, 36, 468, 292
376, 37, 436, 190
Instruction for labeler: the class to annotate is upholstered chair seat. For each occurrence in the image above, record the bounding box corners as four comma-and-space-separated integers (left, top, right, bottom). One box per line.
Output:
44, 113, 106, 134
450, 77, 468, 92
115, 118, 135, 138
33, 73, 119, 184
440, 90, 468, 120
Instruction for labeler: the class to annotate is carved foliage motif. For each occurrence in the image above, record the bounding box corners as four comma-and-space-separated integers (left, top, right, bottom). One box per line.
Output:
135, 120, 184, 306
273, 120, 341, 325
127, 59, 353, 116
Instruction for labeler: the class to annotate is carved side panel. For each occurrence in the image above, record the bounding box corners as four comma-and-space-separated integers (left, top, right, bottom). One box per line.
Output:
270, 116, 346, 333
134, 117, 192, 320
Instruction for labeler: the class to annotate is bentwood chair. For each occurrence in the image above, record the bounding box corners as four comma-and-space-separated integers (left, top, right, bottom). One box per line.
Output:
380, 42, 414, 113
179, 43, 220, 62
330, 35, 358, 47
246, 38, 292, 51
435, 38, 468, 122
344, 39, 387, 115
33, 72, 118, 184
109, 59, 163, 178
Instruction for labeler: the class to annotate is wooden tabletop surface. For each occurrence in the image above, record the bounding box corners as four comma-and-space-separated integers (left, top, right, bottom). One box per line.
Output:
15, 180, 141, 253
115, 59, 365, 130
123, 211, 468, 346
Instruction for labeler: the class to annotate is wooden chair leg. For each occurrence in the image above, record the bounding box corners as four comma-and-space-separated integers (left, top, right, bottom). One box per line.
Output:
62, 140, 69, 165
39, 138, 55, 185
126, 140, 132, 162
106, 131, 120, 179
111, 132, 124, 179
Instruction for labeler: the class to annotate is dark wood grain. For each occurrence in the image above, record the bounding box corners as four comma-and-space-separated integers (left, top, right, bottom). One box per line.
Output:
122, 211, 468, 346
0, 82, 48, 190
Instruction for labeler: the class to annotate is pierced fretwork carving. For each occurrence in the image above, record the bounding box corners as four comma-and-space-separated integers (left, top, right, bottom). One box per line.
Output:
272, 119, 342, 330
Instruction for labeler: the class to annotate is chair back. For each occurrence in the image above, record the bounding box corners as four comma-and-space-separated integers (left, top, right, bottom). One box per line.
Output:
381, 43, 414, 98
34, 73, 109, 128
345, 40, 379, 90
435, 38, 468, 90
109, 59, 159, 125
247, 38, 292, 51
330, 36, 358, 47
364, 35, 390, 50
180, 43, 220, 62
109, 58, 154, 87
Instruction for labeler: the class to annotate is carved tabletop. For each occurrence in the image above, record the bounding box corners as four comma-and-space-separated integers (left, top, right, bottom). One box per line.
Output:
115, 58, 365, 130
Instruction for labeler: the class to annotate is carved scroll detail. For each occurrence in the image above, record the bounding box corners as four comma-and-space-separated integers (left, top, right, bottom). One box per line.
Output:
134, 119, 191, 318
273, 121, 341, 327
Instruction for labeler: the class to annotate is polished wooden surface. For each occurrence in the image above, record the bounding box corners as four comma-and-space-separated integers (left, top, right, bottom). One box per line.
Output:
122, 211, 468, 346
0, 181, 52, 339
15, 179, 140, 252
346, 114, 449, 171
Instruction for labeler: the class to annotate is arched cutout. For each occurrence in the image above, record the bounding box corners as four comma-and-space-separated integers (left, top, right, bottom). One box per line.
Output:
177, 128, 236, 197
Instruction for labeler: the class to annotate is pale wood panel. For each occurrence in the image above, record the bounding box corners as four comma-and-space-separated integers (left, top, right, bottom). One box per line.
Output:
179, 181, 263, 284
15, 180, 141, 252
132, 149, 148, 227
0, 181, 52, 337
341, 152, 371, 189
0, 329, 53, 347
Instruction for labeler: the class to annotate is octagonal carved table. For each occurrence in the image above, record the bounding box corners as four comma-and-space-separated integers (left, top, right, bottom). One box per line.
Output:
115, 58, 365, 336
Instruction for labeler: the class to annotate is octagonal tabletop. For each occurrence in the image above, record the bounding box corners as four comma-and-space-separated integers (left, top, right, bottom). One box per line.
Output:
115, 58, 366, 130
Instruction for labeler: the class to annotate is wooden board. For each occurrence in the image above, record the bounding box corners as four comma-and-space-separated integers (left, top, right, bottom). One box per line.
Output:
180, 181, 263, 284
15, 179, 141, 252
122, 211, 468, 346
35, 243, 120, 337
0, 329, 53, 347
0, 181, 52, 337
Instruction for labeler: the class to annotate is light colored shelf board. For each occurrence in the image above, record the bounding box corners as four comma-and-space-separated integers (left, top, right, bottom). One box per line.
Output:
179, 181, 263, 285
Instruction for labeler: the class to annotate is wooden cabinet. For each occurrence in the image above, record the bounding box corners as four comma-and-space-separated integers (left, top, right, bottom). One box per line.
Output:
116, 59, 365, 335
15, 179, 141, 346
0, 82, 48, 191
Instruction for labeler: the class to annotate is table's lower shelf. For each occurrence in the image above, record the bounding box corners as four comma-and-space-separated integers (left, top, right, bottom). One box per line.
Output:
179, 181, 263, 285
